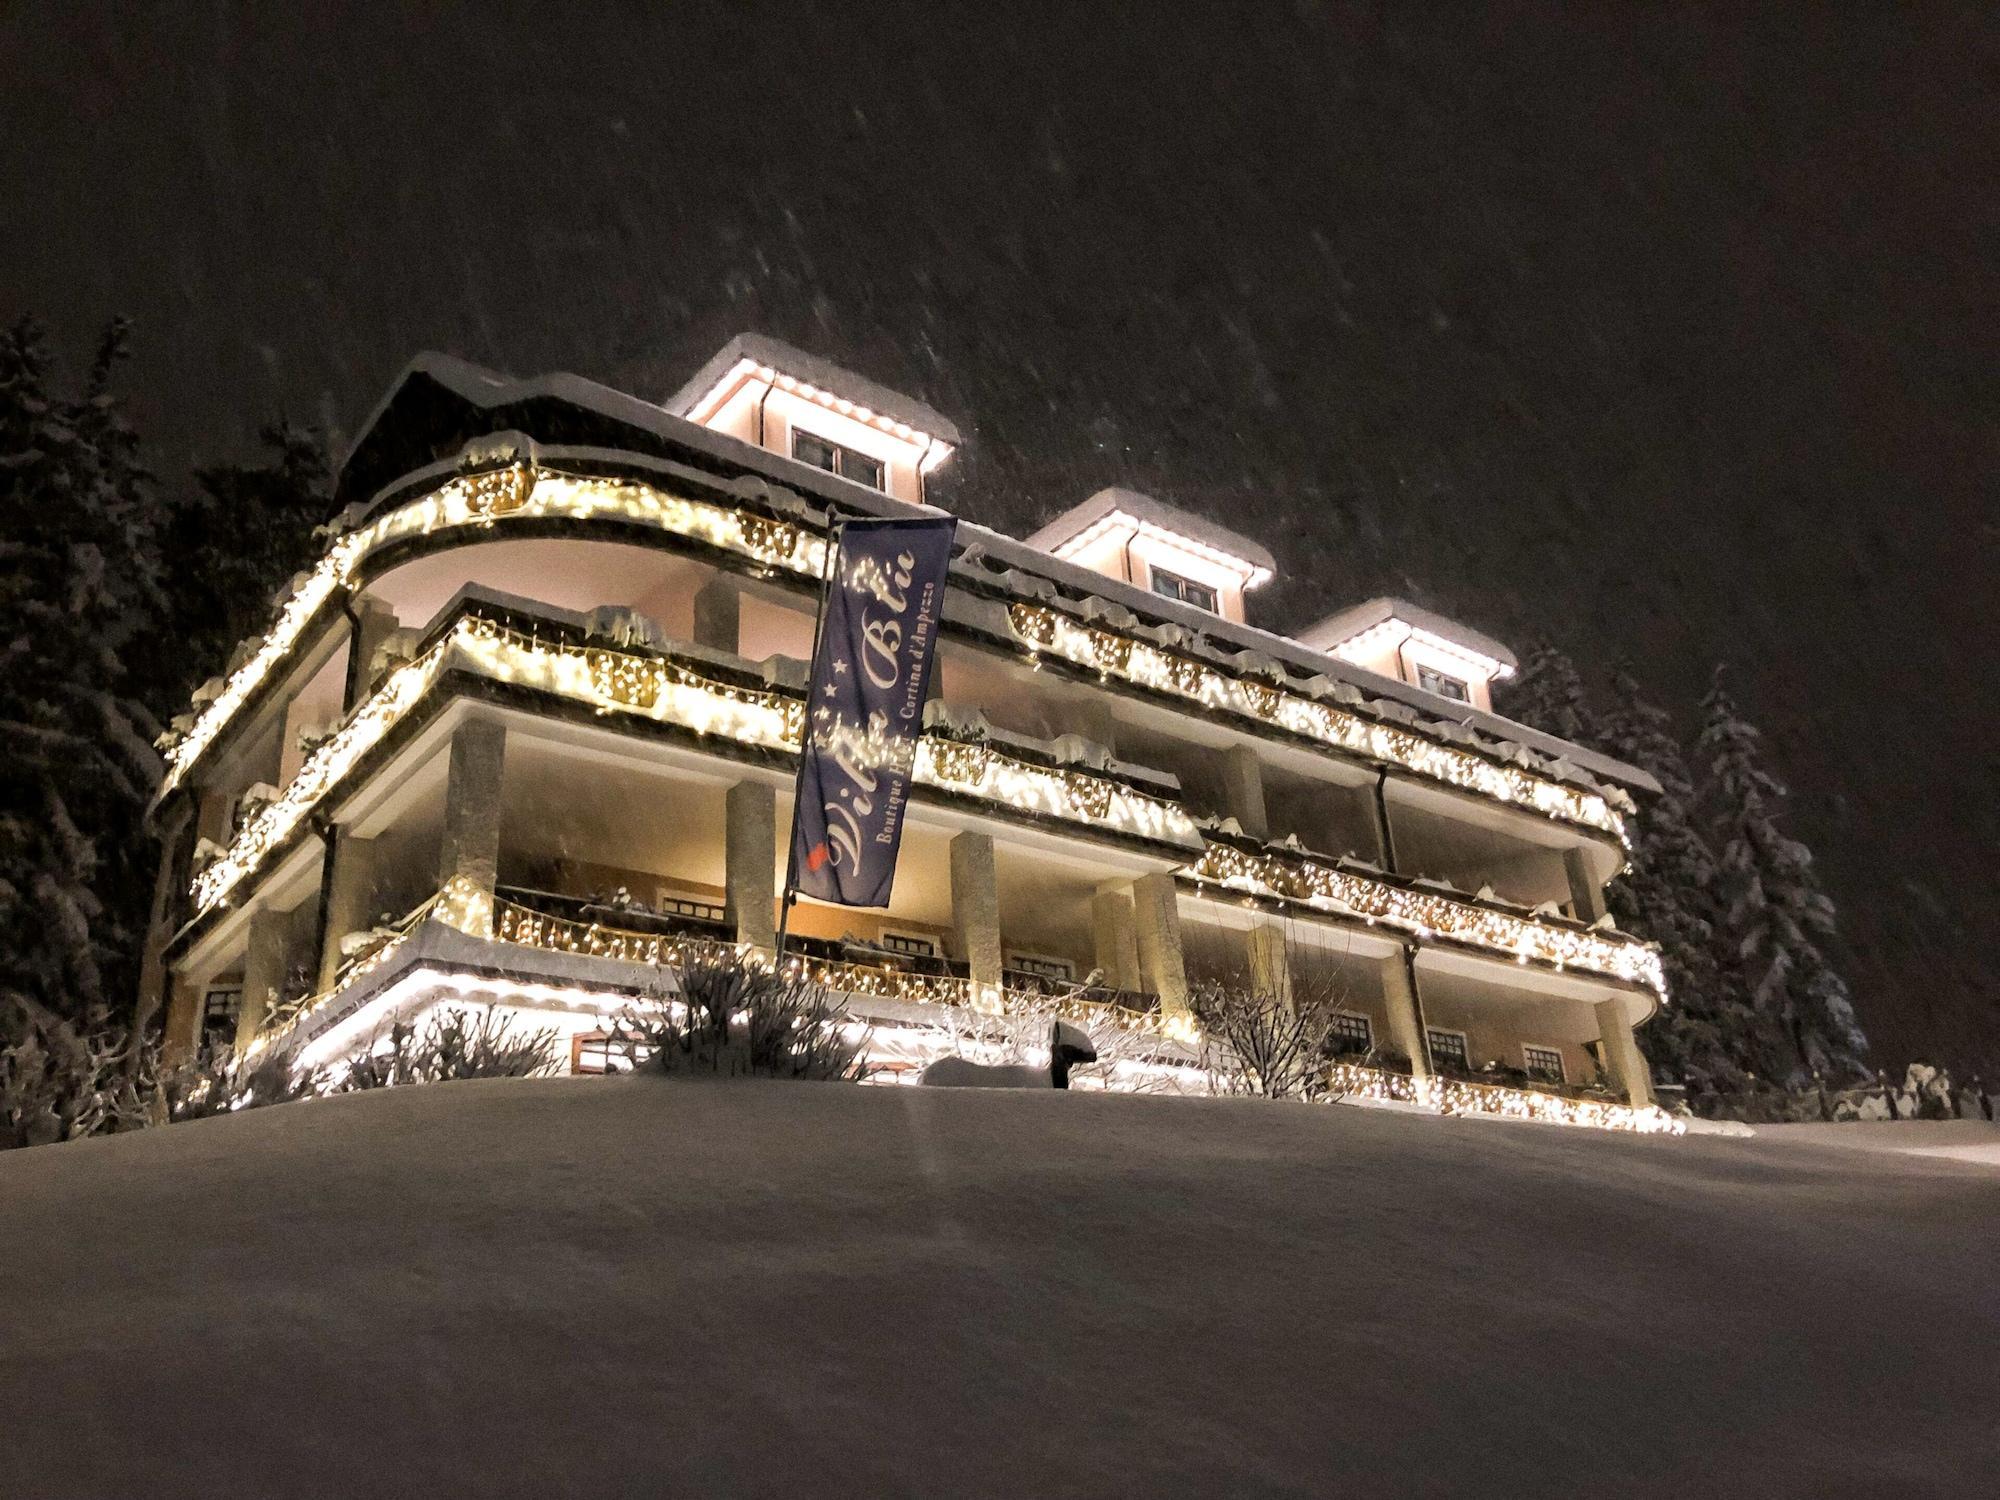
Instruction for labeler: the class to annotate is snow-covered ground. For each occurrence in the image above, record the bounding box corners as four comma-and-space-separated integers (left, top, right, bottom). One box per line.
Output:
3, 1080, 1995, 1497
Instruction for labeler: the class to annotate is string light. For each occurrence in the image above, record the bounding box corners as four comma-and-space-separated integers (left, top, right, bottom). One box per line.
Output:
1325, 1062, 1683, 1135
159, 465, 1624, 858
1189, 842, 1666, 998
1008, 602, 1628, 843
189, 609, 1201, 920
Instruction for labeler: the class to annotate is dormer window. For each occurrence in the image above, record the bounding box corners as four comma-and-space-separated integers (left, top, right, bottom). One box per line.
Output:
1297, 597, 1516, 712
1416, 665, 1470, 703
666, 333, 960, 506
1024, 488, 1274, 626
792, 428, 885, 492
1149, 566, 1219, 614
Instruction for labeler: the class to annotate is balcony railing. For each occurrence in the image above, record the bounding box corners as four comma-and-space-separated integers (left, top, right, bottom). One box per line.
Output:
484, 891, 1166, 1034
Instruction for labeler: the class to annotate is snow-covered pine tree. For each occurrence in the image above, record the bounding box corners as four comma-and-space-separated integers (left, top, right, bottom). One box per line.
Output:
149, 422, 332, 709
0, 318, 166, 1032
1696, 667, 1868, 1086
1495, 642, 1597, 745
1596, 666, 1752, 1089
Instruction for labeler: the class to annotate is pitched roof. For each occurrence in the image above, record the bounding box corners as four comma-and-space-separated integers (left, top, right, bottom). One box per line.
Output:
663, 333, 962, 447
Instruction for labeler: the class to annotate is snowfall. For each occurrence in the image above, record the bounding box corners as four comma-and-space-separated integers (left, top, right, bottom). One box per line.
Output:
3, 1081, 1996, 1497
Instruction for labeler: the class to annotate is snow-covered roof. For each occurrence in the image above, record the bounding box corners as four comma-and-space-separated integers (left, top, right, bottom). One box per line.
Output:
1298, 597, 1518, 677
663, 332, 963, 448
334, 354, 1657, 796
1025, 486, 1277, 584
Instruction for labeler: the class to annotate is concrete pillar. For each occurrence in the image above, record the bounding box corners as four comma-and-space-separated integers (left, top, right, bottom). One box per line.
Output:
693, 575, 741, 654
950, 831, 1004, 1004
344, 596, 402, 708
1131, 872, 1191, 1024
1565, 847, 1608, 923
1379, 949, 1431, 1082
1596, 999, 1655, 1108
162, 973, 203, 1063
1091, 886, 1142, 992
1246, 921, 1292, 1007
726, 780, 777, 950
315, 831, 379, 991
1220, 744, 1269, 839
234, 909, 292, 1053
437, 718, 506, 936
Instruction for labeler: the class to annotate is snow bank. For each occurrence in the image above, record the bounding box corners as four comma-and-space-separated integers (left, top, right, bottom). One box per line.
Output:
2, 1081, 1995, 1496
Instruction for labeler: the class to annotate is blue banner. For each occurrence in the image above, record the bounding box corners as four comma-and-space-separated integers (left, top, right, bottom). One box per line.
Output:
788, 515, 958, 909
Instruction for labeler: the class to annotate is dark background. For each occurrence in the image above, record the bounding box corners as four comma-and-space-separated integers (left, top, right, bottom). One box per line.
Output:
3, 3, 1993, 1065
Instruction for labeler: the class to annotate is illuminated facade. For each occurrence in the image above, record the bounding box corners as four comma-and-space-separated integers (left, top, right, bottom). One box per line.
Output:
141, 336, 1669, 1119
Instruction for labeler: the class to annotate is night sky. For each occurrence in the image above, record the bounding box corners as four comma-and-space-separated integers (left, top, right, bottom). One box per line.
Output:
4, 4, 1993, 1064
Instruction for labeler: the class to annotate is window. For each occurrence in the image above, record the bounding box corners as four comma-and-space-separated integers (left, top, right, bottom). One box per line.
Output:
1523, 1044, 1566, 1083
881, 931, 939, 958
1328, 1011, 1374, 1056
1425, 1027, 1470, 1070
201, 987, 242, 1043
1149, 567, 1219, 613
791, 428, 886, 491
1007, 952, 1076, 982
1416, 665, 1470, 702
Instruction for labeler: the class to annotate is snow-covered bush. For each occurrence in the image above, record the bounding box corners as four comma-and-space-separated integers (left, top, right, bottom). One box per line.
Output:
160, 1034, 326, 1118
1, 998, 158, 1148
609, 957, 867, 1081
918, 986, 1183, 1094
340, 1007, 560, 1090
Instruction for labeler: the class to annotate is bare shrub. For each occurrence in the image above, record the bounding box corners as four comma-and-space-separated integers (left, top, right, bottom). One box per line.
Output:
341, 1007, 560, 1090
610, 956, 867, 1081
1193, 979, 1343, 1101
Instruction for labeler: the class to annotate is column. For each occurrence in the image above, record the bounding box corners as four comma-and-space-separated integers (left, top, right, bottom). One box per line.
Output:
315, 831, 378, 991
950, 831, 1003, 1005
437, 717, 506, 936
1565, 848, 1608, 923
1595, 999, 1656, 1108
161, 973, 203, 1063
1091, 886, 1142, 992
1220, 744, 1269, 839
693, 575, 741, 655
726, 780, 777, 951
1131, 872, 1190, 1024
344, 596, 402, 708
1379, 949, 1431, 1082
233, 909, 291, 1053
1246, 921, 1292, 1007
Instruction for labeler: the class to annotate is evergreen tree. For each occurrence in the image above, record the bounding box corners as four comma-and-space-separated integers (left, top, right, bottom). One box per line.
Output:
1596, 666, 1752, 1089
1696, 667, 1868, 1085
0, 318, 166, 1029
149, 421, 332, 710
1495, 642, 1597, 745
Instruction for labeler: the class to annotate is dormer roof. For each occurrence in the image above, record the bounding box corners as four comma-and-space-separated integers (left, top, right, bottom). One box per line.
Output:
1297, 596, 1517, 680
665, 333, 962, 451
1025, 487, 1276, 587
